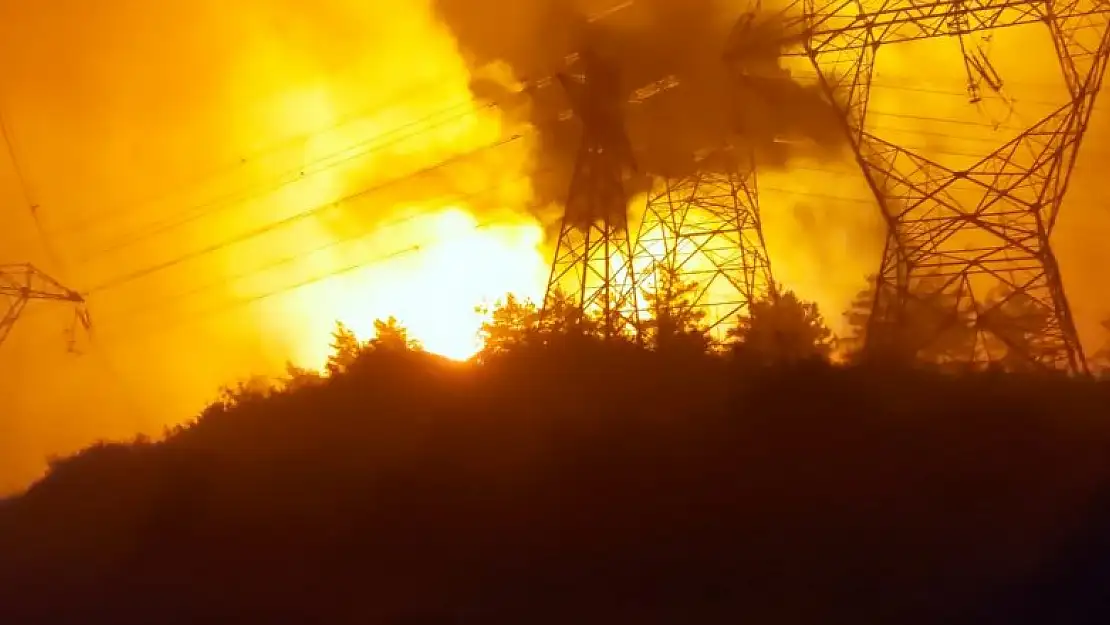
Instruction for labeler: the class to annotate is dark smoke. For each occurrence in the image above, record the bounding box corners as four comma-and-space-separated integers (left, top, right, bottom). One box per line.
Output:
432, 0, 843, 208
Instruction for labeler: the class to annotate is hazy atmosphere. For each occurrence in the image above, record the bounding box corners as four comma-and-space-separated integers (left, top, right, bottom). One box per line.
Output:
3, 2, 1110, 623
1, 0, 1108, 491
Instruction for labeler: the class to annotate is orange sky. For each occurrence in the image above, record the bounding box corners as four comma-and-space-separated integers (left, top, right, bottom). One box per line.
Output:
0, 0, 1108, 493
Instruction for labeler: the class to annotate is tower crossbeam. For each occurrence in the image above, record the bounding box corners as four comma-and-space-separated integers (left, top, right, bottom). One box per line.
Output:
0, 263, 89, 351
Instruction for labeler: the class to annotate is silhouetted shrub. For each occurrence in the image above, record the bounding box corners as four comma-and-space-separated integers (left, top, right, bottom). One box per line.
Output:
1, 313, 1109, 625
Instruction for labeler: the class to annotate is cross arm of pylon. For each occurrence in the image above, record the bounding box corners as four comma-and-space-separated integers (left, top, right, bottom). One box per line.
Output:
729, 0, 1106, 58
0, 263, 85, 303
0, 263, 88, 351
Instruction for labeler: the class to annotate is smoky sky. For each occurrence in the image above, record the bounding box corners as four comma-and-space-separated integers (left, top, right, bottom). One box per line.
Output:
432, 0, 843, 206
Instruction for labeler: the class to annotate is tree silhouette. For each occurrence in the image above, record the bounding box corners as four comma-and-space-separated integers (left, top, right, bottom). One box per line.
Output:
326, 322, 364, 376
367, 316, 422, 352
477, 294, 542, 357
282, 362, 325, 391
539, 289, 595, 336
841, 278, 878, 358
540, 288, 600, 337
842, 275, 978, 367
1093, 317, 1110, 376
5, 292, 1110, 625
476, 290, 613, 359
640, 265, 709, 354
215, 374, 277, 407
978, 286, 1056, 372
324, 318, 420, 376
729, 289, 834, 365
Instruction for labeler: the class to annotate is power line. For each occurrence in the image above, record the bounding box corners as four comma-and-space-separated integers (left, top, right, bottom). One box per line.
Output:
90, 216, 512, 348
0, 93, 70, 272
96, 101, 1107, 253
103, 181, 882, 327
44, 66, 488, 240
0, 96, 37, 214
77, 177, 876, 346
82, 121, 1107, 305
795, 71, 1107, 114
0, 92, 91, 355
38, 4, 648, 243
84, 133, 526, 295
92, 168, 544, 325
60, 73, 563, 262
42, 75, 974, 256
42, 70, 1108, 268
72, 97, 501, 262
80, 160, 1107, 351
44, 65, 578, 247
78, 106, 1102, 276
74, 99, 586, 297
18, 58, 1105, 255
13, 59, 1102, 309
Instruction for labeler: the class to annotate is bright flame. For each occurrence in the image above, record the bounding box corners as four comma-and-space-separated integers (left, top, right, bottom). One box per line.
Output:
213, 1, 548, 366
272, 208, 547, 366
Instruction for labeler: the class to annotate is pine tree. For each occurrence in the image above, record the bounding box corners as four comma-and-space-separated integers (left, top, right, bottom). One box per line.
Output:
477, 294, 541, 356
842, 275, 977, 366
367, 316, 422, 352
1093, 317, 1110, 375
730, 289, 834, 365
326, 322, 363, 376
640, 266, 709, 354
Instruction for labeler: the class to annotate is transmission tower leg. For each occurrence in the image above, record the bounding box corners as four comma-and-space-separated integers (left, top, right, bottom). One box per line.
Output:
0, 296, 29, 347
855, 106, 1089, 372
632, 162, 775, 339
800, 6, 1110, 373
543, 214, 640, 339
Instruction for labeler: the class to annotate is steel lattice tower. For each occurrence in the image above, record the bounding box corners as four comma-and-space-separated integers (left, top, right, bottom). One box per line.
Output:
730, 0, 1110, 372
1, 263, 89, 351
542, 49, 641, 338
632, 147, 776, 337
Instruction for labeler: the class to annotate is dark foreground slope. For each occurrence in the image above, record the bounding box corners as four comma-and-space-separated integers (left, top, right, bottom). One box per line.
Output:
1, 345, 1109, 625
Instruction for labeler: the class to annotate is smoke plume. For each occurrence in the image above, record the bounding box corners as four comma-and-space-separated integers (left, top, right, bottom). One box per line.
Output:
432, 0, 843, 205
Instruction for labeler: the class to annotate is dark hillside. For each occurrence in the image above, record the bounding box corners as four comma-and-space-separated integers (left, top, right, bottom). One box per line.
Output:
1, 342, 1109, 624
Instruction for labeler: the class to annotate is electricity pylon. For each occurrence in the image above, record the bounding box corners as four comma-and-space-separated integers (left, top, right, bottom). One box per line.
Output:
632, 147, 776, 338
633, 12, 779, 339
1, 263, 90, 351
729, 0, 1110, 372
542, 48, 641, 338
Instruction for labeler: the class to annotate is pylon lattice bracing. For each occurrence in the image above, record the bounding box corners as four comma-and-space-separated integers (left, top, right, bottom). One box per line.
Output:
732, 0, 1110, 372
542, 50, 641, 338
0, 263, 89, 351
633, 150, 776, 339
